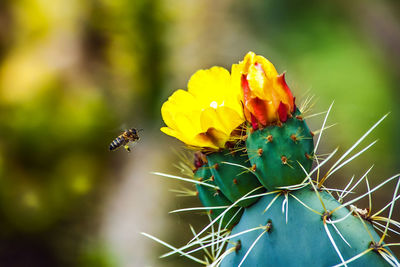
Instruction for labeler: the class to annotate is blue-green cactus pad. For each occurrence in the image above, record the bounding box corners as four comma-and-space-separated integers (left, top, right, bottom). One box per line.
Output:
221, 187, 394, 266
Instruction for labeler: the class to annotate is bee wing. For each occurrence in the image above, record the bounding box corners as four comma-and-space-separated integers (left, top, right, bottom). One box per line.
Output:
126, 139, 139, 150
119, 123, 128, 131
107, 122, 129, 133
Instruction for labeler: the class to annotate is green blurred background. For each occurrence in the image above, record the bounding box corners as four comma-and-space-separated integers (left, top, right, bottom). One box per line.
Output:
0, 0, 399, 266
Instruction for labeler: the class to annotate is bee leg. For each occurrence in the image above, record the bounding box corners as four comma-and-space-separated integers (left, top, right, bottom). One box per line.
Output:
124, 145, 131, 152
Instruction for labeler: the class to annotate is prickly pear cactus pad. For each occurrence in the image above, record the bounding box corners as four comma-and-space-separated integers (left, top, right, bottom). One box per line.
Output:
220, 187, 393, 267
144, 51, 400, 266
206, 150, 265, 207
194, 152, 244, 229
245, 108, 314, 190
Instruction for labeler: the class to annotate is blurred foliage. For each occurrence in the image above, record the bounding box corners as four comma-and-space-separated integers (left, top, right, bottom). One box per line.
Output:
0, 0, 166, 265
90, 0, 167, 123
77, 243, 118, 267
0, 0, 399, 266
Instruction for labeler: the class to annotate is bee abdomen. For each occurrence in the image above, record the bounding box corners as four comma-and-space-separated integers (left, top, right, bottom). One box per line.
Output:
109, 137, 124, 151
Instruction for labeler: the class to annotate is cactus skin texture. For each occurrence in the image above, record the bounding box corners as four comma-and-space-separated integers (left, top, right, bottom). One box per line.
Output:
207, 151, 265, 207
194, 166, 243, 229
246, 109, 314, 190
220, 187, 391, 267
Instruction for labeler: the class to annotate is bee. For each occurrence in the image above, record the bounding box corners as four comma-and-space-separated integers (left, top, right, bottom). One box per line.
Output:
109, 128, 141, 152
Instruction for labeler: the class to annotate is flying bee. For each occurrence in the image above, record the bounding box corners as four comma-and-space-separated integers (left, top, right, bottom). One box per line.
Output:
109, 128, 141, 152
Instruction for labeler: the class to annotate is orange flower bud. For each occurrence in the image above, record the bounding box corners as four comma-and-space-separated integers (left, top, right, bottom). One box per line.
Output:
233, 52, 295, 129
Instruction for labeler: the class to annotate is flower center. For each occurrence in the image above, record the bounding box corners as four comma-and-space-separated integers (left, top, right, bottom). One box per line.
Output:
209, 101, 224, 109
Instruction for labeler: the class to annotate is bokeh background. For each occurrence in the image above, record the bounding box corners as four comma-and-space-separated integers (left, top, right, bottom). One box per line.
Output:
0, 0, 399, 266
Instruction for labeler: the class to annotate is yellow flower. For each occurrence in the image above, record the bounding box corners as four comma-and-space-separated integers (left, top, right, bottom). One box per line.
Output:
232, 52, 295, 129
161, 66, 244, 149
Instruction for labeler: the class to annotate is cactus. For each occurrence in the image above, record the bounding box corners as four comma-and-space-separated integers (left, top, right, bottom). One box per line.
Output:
194, 157, 243, 229
245, 108, 314, 190
206, 149, 265, 207
220, 187, 396, 266
145, 52, 400, 266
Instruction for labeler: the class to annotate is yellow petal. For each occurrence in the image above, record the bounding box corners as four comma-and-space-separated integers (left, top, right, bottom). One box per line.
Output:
216, 107, 244, 133
165, 89, 199, 112
188, 66, 242, 114
161, 127, 209, 148
254, 54, 278, 78
188, 67, 231, 101
192, 133, 220, 149
160, 126, 183, 140
205, 128, 229, 149
161, 89, 203, 134
199, 107, 244, 148
200, 107, 225, 133
242, 51, 256, 72
174, 112, 202, 139
200, 107, 241, 133
247, 64, 268, 99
